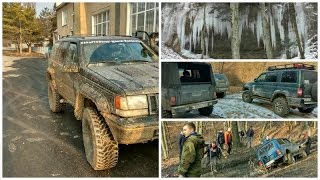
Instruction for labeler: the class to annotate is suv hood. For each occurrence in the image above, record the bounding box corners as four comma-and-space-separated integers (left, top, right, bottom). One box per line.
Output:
87, 63, 159, 95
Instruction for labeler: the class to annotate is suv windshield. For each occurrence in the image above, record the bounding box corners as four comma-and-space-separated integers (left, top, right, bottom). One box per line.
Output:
82, 41, 158, 64
302, 71, 317, 84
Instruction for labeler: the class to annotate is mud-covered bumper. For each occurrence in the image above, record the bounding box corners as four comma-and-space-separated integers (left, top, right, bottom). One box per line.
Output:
171, 100, 217, 115
101, 113, 158, 145
287, 97, 317, 108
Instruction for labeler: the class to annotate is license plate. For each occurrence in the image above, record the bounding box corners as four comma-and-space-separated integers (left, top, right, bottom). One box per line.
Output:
265, 159, 275, 167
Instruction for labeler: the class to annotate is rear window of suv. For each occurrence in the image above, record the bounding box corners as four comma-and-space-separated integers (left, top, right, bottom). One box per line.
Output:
258, 142, 275, 156
281, 71, 297, 83
302, 71, 317, 84
178, 64, 211, 84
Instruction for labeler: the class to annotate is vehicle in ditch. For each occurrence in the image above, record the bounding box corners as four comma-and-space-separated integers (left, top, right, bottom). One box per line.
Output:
47, 35, 159, 170
256, 138, 307, 168
161, 62, 218, 118
242, 63, 317, 117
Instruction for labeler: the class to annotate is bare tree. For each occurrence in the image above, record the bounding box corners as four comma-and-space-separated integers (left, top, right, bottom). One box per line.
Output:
260, 3, 274, 59
230, 3, 240, 59
231, 121, 241, 148
289, 3, 305, 59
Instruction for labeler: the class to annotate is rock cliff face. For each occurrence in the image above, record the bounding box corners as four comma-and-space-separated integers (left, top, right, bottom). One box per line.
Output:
161, 3, 317, 59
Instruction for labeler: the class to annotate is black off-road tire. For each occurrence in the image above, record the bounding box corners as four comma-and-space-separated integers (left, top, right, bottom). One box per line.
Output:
198, 106, 213, 116
242, 90, 253, 103
48, 81, 64, 112
311, 83, 317, 101
162, 109, 173, 118
298, 108, 315, 113
272, 97, 290, 117
82, 107, 119, 170
216, 92, 225, 98
287, 153, 295, 164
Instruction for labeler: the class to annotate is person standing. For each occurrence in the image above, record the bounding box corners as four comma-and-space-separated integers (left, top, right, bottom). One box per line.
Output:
178, 122, 205, 177
205, 141, 219, 172
246, 126, 254, 148
224, 127, 232, 155
216, 130, 224, 148
301, 132, 312, 155
239, 130, 245, 143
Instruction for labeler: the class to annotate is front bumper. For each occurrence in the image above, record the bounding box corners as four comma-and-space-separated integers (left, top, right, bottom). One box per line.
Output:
171, 100, 218, 115
287, 97, 317, 108
101, 113, 158, 145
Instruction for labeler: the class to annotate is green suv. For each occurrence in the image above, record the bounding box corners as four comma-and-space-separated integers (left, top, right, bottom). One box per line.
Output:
242, 63, 317, 117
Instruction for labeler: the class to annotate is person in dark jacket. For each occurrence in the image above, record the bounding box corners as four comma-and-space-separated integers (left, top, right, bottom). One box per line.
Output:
178, 122, 205, 177
204, 141, 220, 172
246, 126, 254, 148
239, 130, 245, 143
301, 132, 312, 155
216, 130, 224, 148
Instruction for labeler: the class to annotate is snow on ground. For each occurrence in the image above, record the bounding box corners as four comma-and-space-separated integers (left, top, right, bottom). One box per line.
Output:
161, 43, 183, 59
184, 93, 317, 119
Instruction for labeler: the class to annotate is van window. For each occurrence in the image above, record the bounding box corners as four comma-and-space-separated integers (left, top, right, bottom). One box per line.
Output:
178, 63, 211, 84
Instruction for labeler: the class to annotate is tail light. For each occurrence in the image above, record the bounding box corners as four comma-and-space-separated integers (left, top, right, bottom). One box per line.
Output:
170, 96, 176, 106
258, 160, 263, 166
297, 88, 303, 97
115, 96, 122, 109
276, 149, 282, 155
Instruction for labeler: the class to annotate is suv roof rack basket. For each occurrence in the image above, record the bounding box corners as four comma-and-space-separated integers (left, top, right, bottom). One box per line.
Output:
268, 63, 315, 71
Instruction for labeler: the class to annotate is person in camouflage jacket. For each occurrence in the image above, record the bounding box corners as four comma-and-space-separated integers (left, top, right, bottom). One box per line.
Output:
178, 122, 205, 177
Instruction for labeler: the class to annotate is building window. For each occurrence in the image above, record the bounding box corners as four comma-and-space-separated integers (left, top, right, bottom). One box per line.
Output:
62, 11, 67, 26
93, 11, 110, 36
130, 3, 159, 36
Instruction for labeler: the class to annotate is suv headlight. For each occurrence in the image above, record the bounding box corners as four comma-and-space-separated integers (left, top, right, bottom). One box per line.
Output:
115, 95, 148, 110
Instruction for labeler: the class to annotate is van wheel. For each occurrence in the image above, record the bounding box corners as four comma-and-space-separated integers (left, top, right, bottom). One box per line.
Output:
298, 108, 314, 113
242, 90, 253, 103
82, 107, 118, 170
198, 106, 213, 116
287, 153, 295, 164
272, 97, 289, 117
216, 92, 225, 98
48, 81, 64, 112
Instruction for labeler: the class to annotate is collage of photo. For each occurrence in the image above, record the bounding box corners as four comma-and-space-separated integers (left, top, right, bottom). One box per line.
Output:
1, 1, 318, 179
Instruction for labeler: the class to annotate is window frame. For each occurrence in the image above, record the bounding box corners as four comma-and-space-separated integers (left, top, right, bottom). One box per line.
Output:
92, 11, 110, 36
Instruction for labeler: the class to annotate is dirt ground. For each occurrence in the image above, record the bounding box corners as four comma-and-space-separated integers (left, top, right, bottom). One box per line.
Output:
2, 56, 158, 177
161, 121, 318, 177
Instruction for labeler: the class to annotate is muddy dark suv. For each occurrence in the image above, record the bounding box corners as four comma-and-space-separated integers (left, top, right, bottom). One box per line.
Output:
242, 63, 317, 117
47, 35, 159, 170
161, 62, 218, 118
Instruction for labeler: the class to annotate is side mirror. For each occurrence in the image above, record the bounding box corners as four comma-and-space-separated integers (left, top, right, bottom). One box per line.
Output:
63, 64, 79, 73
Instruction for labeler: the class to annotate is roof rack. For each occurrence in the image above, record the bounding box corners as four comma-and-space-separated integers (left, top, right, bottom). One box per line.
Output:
267, 63, 315, 71
61, 34, 135, 39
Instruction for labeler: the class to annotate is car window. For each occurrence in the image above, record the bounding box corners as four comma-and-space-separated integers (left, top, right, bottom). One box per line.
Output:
64, 42, 78, 64
302, 71, 317, 84
265, 73, 278, 82
82, 41, 157, 64
178, 64, 211, 84
256, 73, 266, 82
281, 71, 297, 83
214, 74, 228, 81
277, 139, 286, 145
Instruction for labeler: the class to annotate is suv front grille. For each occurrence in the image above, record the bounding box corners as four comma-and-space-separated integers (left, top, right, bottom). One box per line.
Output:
147, 94, 159, 114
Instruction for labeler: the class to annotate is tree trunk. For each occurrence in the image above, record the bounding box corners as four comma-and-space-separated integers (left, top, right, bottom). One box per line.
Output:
260, 121, 268, 140
161, 122, 169, 159
28, 46, 32, 53
201, 5, 207, 58
282, 4, 291, 59
260, 3, 274, 59
230, 3, 240, 59
289, 3, 305, 59
231, 121, 241, 148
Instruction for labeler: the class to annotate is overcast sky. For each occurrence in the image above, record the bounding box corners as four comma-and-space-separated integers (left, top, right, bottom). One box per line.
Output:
36, 2, 55, 16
